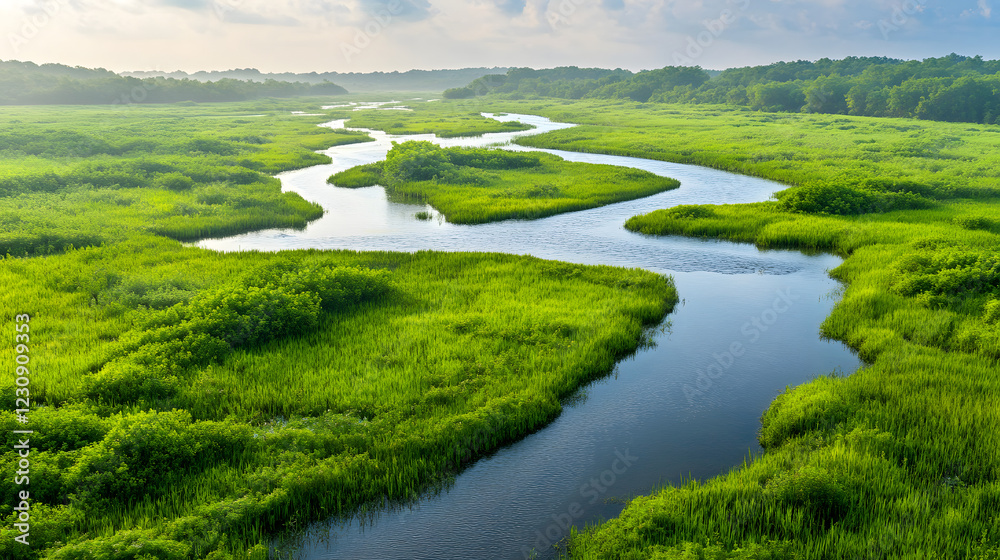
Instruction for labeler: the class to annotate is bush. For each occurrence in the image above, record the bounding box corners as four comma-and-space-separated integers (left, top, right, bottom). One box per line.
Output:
659, 204, 717, 220
0, 405, 110, 452
777, 183, 933, 215
65, 411, 252, 506
765, 465, 850, 524
156, 172, 195, 191
185, 286, 322, 347
85, 263, 392, 405
953, 215, 998, 232
984, 299, 1000, 325
66, 410, 201, 503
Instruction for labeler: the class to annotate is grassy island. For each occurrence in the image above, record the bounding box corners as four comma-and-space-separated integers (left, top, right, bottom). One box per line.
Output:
329, 140, 680, 224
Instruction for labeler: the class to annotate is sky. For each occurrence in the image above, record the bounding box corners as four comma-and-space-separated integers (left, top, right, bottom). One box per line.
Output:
2, 0, 999, 73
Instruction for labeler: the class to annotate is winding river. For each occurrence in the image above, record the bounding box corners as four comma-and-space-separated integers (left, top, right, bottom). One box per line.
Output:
198, 112, 863, 560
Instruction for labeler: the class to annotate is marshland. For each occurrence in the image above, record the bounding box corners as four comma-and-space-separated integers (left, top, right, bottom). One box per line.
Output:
2, 53, 1000, 560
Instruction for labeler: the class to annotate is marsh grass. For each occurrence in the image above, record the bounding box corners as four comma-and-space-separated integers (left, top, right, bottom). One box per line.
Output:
328, 140, 680, 224
0, 239, 677, 559
0, 99, 679, 559
452, 99, 1000, 558
0, 100, 372, 256
328, 101, 533, 137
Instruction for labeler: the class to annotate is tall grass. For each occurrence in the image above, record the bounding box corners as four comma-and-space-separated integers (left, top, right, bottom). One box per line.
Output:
0, 101, 372, 256
0, 238, 677, 557
441, 99, 1000, 557
328, 141, 679, 224
329, 101, 533, 137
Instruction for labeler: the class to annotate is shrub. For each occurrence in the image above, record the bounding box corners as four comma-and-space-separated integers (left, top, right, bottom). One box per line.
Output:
765, 465, 850, 524
660, 204, 717, 220
156, 172, 195, 191
66, 410, 201, 503
777, 183, 933, 215
985, 299, 1000, 325
953, 215, 998, 232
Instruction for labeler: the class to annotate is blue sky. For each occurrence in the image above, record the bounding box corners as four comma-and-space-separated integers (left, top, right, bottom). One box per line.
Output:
2, 0, 998, 72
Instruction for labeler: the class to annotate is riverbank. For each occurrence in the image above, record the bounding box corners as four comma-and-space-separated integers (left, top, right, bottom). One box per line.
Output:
199, 111, 860, 559
484, 100, 1000, 558
0, 101, 682, 560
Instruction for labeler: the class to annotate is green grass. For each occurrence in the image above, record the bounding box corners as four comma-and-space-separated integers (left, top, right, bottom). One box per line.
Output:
328, 140, 679, 223
329, 99, 533, 137
7, 95, 1000, 559
0, 100, 679, 559
0, 99, 373, 256
428, 99, 1000, 558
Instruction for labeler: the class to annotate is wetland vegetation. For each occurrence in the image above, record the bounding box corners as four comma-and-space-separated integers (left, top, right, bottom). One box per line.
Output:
3, 51, 1000, 559
0, 100, 376, 256
314, 86, 1000, 557
449, 99, 1000, 559
329, 101, 534, 137
328, 140, 679, 223
0, 99, 677, 559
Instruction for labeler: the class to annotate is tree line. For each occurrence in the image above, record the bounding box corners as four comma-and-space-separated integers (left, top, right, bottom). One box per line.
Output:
445, 54, 1000, 125
0, 60, 348, 105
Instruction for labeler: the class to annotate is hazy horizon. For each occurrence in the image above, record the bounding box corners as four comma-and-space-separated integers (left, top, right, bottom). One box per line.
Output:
2, 0, 998, 75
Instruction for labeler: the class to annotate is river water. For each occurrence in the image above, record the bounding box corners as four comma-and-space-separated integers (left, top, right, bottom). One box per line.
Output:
198, 112, 862, 560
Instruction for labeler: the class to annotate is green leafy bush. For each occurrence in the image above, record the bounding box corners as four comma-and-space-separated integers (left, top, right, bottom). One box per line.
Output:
892, 246, 1000, 305
155, 172, 195, 191
65, 410, 253, 505
984, 299, 1000, 324
777, 183, 933, 215
765, 465, 850, 525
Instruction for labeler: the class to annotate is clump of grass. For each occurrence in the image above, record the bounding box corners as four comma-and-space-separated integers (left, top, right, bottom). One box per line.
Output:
414, 211, 432, 220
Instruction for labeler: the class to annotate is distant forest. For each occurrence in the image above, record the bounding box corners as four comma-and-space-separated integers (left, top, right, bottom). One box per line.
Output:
122, 67, 510, 92
445, 54, 1000, 125
0, 60, 347, 105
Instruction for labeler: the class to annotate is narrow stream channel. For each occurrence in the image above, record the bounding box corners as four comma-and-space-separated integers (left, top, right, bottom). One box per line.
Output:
198, 112, 863, 560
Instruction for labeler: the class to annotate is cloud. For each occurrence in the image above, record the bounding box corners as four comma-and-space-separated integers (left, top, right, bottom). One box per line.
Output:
493, 0, 527, 15
3, 0, 999, 75
220, 9, 301, 25
154, 0, 211, 9
356, 0, 435, 21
